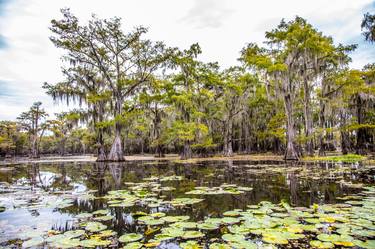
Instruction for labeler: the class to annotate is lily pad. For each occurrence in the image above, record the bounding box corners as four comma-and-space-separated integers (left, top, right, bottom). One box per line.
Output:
84, 222, 107, 232
92, 209, 109, 215
310, 240, 334, 248
222, 234, 245, 242
162, 216, 190, 223
63, 229, 85, 238
98, 230, 117, 238
262, 232, 289, 245
123, 242, 143, 249
209, 243, 232, 249
182, 231, 205, 239
119, 233, 143, 243
197, 222, 219, 230
79, 238, 111, 247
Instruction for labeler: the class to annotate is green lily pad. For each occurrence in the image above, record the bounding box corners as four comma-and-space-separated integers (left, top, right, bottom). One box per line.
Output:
123, 242, 143, 249
262, 232, 289, 245
222, 234, 245, 242
160, 227, 185, 238
310, 240, 334, 248
98, 230, 117, 238
49, 237, 81, 249
223, 210, 242, 217
84, 222, 107, 232
221, 217, 240, 225
197, 222, 219, 230
150, 212, 166, 218
354, 239, 375, 249
161, 216, 190, 223
230, 240, 257, 249
119, 233, 143, 243
92, 209, 109, 215
172, 221, 197, 229
154, 233, 175, 241
63, 229, 85, 238
317, 234, 354, 247
79, 238, 111, 247
170, 198, 204, 207
182, 231, 204, 239
132, 211, 148, 217
209, 243, 231, 249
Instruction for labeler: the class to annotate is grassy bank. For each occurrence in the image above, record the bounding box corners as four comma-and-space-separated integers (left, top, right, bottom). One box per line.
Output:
302, 153, 368, 163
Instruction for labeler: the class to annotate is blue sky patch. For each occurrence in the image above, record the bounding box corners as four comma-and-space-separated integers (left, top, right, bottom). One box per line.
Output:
0, 35, 7, 49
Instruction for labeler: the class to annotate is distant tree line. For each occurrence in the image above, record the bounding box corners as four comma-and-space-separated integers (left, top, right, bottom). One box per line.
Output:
1, 10, 374, 161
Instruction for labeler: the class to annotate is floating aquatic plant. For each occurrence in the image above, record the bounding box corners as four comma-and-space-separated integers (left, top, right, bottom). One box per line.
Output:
118, 233, 143, 243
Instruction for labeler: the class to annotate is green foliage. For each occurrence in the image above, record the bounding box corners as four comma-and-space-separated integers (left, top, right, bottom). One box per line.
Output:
4, 13, 374, 159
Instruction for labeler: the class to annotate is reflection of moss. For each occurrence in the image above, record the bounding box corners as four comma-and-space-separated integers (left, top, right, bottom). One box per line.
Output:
303, 154, 366, 163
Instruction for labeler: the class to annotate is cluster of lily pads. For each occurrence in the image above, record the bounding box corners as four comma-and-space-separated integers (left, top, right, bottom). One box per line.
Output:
18, 183, 375, 249
1, 169, 373, 249
244, 162, 375, 184
185, 184, 253, 195
101, 182, 203, 209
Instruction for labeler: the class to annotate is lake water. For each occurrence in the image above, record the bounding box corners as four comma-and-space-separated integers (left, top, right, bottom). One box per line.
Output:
0, 160, 374, 248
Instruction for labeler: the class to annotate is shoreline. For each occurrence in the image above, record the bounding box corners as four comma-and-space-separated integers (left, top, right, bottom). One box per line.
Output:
0, 152, 372, 166
0, 153, 284, 165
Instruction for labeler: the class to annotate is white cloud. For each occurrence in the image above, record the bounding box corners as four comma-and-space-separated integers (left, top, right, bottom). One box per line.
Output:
180, 0, 234, 28
0, 0, 374, 120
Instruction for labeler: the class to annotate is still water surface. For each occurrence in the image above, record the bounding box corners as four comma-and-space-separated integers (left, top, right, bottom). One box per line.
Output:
0, 160, 373, 248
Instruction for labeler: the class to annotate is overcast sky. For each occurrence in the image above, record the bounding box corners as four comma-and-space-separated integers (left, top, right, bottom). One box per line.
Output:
0, 0, 374, 120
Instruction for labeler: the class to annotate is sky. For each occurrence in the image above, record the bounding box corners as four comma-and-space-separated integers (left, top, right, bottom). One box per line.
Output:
0, 0, 374, 120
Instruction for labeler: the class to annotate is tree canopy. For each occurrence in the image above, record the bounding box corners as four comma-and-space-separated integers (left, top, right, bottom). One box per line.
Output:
1, 11, 374, 161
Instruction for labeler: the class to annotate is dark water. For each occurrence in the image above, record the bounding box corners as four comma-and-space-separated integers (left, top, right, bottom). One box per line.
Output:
0, 159, 374, 247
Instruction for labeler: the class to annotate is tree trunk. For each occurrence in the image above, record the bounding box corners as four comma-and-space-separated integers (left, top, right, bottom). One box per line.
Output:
180, 141, 192, 160
339, 110, 351, 154
284, 93, 299, 160
153, 109, 164, 157
281, 54, 300, 161
303, 78, 314, 156
238, 121, 243, 153
244, 118, 251, 154
140, 138, 144, 155
108, 125, 124, 161
155, 145, 164, 157
30, 134, 38, 158
341, 131, 350, 155
59, 137, 66, 156
318, 98, 326, 156
356, 95, 368, 155
97, 145, 107, 161
96, 130, 107, 162
273, 137, 281, 154
223, 119, 233, 157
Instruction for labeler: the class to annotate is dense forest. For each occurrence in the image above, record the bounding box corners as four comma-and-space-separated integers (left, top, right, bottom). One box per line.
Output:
1, 10, 375, 161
